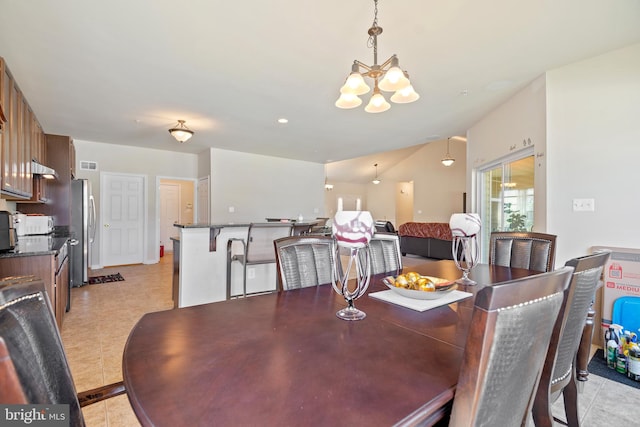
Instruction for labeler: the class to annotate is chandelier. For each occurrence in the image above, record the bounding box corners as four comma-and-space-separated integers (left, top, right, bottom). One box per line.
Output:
168, 120, 194, 143
335, 0, 419, 113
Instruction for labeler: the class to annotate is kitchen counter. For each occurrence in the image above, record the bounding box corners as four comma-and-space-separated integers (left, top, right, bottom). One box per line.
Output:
0, 234, 69, 258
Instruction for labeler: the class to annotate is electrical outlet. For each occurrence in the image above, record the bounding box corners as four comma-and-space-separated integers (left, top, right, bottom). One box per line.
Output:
228, 206, 235, 213
247, 268, 256, 279
572, 198, 595, 212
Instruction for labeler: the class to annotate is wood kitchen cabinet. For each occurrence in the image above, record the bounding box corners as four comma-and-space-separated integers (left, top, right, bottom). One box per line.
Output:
0, 253, 67, 328
1, 56, 45, 200
1, 57, 46, 200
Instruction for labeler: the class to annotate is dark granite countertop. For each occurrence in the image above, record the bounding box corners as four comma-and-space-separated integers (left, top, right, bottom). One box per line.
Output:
0, 234, 69, 259
173, 223, 252, 229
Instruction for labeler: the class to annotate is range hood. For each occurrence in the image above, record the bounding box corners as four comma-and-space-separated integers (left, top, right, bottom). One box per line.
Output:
32, 160, 57, 179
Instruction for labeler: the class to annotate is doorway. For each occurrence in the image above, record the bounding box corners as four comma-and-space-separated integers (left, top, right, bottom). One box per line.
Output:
158, 178, 195, 255
395, 181, 414, 228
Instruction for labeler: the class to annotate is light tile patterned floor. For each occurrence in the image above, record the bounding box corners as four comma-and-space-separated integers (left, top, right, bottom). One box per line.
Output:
60, 254, 640, 426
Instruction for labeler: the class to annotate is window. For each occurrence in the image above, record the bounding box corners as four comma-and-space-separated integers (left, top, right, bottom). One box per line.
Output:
477, 149, 535, 262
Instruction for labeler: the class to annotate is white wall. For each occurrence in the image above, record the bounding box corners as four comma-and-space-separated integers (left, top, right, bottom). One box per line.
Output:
74, 140, 199, 265
467, 75, 548, 233
466, 43, 640, 264
546, 43, 640, 263
323, 181, 367, 220
208, 148, 325, 223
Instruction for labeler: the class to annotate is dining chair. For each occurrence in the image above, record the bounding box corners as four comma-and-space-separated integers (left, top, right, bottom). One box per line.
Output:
226, 222, 293, 298
489, 231, 557, 272
446, 267, 574, 426
532, 250, 611, 427
274, 235, 338, 291
361, 232, 403, 276
0, 276, 125, 426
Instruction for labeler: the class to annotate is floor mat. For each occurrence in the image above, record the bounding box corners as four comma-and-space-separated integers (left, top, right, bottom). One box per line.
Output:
87, 273, 125, 285
588, 349, 639, 389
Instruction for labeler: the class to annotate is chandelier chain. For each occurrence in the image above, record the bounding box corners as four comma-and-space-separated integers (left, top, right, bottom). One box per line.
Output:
367, 0, 379, 50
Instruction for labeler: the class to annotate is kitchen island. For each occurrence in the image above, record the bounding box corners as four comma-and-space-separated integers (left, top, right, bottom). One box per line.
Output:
172, 221, 320, 308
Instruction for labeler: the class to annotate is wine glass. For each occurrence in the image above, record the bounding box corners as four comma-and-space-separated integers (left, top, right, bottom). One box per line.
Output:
452, 235, 479, 285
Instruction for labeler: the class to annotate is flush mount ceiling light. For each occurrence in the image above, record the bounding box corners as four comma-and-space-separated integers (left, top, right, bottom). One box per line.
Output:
441, 138, 455, 167
335, 0, 419, 113
169, 120, 194, 143
372, 163, 381, 184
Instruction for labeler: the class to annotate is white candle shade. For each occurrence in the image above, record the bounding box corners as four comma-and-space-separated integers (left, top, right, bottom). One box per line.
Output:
332, 211, 375, 249
449, 213, 481, 237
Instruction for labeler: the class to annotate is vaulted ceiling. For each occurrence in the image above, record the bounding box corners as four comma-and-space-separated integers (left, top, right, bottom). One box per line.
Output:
1, 0, 639, 176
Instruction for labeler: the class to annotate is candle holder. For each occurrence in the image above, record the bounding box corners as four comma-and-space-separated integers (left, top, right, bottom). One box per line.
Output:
452, 235, 479, 285
449, 213, 482, 286
331, 211, 375, 321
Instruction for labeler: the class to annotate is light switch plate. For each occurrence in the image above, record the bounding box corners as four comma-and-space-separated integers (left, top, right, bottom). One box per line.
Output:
573, 198, 595, 212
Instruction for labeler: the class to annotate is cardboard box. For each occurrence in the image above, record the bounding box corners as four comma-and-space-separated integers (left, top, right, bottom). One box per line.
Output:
592, 246, 640, 345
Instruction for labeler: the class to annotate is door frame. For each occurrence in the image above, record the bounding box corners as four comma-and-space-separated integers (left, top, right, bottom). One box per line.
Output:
155, 176, 198, 262
99, 172, 148, 268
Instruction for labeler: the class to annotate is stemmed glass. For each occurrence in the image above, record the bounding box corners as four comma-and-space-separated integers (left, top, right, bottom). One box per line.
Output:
331, 210, 375, 321
449, 213, 482, 286
332, 245, 371, 320
452, 235, 479, 285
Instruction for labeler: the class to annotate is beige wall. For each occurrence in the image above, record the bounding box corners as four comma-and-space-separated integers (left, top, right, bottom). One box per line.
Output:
74, 139, 199, 265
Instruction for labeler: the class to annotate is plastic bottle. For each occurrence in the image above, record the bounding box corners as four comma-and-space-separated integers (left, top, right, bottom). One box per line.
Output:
607, 340, 618, 369
628, 345, 640, 381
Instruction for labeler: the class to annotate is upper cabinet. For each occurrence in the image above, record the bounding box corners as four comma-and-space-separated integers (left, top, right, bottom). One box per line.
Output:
1, 57, 45, 199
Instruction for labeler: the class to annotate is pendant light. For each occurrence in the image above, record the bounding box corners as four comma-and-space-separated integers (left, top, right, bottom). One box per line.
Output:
441, 138, 455, 167
372, 163, 381, 184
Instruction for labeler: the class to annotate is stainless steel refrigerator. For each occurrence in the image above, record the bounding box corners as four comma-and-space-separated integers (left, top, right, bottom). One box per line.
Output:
70, 179, 96, 287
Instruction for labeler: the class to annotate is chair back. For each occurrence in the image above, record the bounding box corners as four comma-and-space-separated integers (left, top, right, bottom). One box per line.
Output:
274, 235, 338, 291
362, 232, 403, 276
0, 277, 85, 425
245, 223, 293, 264
489, 231, 557, 272
449, 267, 573, 427
533, 250, 611, 426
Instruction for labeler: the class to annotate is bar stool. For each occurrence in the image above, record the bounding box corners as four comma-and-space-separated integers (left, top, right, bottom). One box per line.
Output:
226, 223, 293, 298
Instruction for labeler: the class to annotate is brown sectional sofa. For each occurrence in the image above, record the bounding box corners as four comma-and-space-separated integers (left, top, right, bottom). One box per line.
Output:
398, 222, 455, 260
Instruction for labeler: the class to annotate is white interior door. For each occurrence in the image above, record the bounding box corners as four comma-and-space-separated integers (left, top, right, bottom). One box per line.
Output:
101, 173, 145, 266
160, 183, 181, 252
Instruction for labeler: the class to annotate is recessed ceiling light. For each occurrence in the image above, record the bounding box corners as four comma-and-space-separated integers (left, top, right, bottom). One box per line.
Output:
278, 118, 288, 124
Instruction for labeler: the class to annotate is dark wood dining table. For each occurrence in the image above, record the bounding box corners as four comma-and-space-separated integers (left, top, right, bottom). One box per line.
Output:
122, 261, 539, 426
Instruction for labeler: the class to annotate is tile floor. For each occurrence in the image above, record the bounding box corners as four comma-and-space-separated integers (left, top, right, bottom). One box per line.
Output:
60, 255, 640, 426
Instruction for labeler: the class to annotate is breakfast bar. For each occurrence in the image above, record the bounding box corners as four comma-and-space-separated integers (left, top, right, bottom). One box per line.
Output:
172, 221, 320, 307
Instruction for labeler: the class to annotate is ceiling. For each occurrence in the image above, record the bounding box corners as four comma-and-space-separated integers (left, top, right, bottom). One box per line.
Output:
1, 0, 639, 180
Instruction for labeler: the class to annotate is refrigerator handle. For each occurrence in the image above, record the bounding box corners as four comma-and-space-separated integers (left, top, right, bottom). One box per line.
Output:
89, 194, 97, 243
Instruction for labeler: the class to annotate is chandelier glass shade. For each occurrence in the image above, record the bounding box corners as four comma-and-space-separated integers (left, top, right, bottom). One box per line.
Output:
169, 120, 194, 143
336, 0, 419, 113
